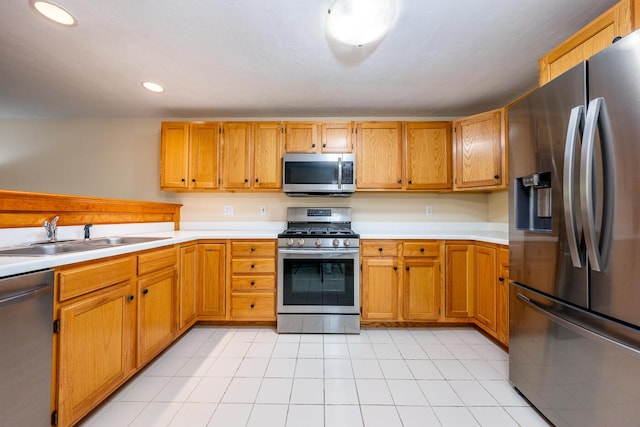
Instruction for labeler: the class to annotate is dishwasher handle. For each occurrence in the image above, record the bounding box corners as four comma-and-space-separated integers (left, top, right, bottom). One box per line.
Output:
0, 283, 52, 308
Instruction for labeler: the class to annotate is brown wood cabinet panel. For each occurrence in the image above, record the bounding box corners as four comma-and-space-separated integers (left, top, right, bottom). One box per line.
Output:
222, 122, 252, 189
232, 275, 275, 291
178, 244, 198, 331
539, 0, 634, 85
137, 267, 176, 366
189, 122, 220, 189
253, 122, 283, 189
321, 122, 353, 153
285, 122, 319, 153
137, 246, 177, 276
445, 243, 474, 318
404, 122, 452, 190
403, 241, 440, 257
231, 292, 275, 319
57, 256, 135, 302
474, 244, 498, 332
231, 241, 276, 257
403, 257, 441, 321
361, 257, 400, 320
497, 246, 510, 345
160, 122, 190, 189
197, 243, 226, 317
361, 240, 400, 257
356, 122, 403, 189
57, 282, 136, 427
232, 259, 275, 274
453, 110, 504, 190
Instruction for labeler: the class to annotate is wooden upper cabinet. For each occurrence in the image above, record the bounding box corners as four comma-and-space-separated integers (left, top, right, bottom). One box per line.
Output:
356, 122, 403, 189
190, 123, 220, 189
539, 0, 634, 85
404, 122, 452, 190
285, 122, 319, 153
253, 122, 283, 189
222, 122, 252, 189
321, 122, 354, 153
160, 122, 190, 189
453, 109, 505, 190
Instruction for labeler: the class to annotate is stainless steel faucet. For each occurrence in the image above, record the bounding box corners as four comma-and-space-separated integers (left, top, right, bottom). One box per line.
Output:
43, 216, 59, 242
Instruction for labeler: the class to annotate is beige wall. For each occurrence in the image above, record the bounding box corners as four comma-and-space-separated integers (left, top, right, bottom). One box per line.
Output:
0, 118, 507, 223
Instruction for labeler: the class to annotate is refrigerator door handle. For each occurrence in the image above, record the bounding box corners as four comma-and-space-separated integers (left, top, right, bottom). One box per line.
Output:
516, 292, 640, 358
563, 105, 584, 268
581, 97, 615, 272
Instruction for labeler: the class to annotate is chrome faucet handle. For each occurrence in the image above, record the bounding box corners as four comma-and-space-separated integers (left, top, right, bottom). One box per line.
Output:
43, 216, 60, 241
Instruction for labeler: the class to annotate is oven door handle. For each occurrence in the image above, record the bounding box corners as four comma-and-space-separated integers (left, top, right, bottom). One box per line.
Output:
278, 248, 360, 256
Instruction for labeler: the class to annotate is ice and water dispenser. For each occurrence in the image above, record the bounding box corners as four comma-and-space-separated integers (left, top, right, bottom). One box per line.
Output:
515, 172, 552, 231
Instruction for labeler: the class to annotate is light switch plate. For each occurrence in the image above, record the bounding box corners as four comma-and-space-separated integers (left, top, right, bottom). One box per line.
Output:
223, 205, 234, 216
259, 206, 267, 215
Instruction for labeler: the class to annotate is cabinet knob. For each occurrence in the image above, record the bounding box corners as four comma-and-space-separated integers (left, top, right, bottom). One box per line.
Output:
250, 281, 255, 286
405, 267, 410, 271
142, 289, 149, 295
322, 143, 326, 148
255, 178, 259, 183
244, 178, 248, 183
378, 247, 383, 252
420, 247, 424, 252
499, 277, 505, 282
393, 266, 398, 270
192, 179, 196, 183
251, 264, 255, 269
250, 304, 255, 308
251, 247, 255, 252
494, 174, 500, 179
127, 295, 134, 301
181, 178, 186, 182
311, 143, 316, 148
397, 179, 402, 184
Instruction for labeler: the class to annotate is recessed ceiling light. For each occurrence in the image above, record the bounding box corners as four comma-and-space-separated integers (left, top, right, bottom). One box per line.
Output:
29, 0, 77, 26
142, 81, 165, 93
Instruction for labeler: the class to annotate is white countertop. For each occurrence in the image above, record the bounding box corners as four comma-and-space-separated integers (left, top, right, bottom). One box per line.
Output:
0, 221, 508, 277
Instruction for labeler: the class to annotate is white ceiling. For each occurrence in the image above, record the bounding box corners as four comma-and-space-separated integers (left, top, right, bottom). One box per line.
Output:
0, 0, 619, 118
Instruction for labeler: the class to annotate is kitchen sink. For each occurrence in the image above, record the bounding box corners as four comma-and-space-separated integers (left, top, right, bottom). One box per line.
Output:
0, 236, 170, 256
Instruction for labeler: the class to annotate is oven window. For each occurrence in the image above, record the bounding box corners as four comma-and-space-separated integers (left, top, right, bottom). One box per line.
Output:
282, 258, 354, 306
284, 162, 338, 185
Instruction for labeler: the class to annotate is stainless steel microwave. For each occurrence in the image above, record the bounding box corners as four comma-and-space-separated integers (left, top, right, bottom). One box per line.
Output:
282, 153, 355, 196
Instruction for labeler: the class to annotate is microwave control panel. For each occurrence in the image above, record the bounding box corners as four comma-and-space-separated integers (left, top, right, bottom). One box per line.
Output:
342, 162, 354, 184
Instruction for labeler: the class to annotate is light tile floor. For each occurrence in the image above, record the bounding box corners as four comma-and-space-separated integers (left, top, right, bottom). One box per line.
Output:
80, 326, 551, 427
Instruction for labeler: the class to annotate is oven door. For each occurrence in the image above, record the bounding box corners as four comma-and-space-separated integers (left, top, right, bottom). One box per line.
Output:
277, 248, 360, 314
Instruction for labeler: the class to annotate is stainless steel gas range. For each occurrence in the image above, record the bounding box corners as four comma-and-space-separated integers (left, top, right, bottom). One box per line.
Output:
277, 207, 360, 334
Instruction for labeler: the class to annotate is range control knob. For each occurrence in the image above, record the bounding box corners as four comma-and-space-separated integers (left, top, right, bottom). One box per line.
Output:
287, 238, 294, 246
297, 239, 305, 246
344, 239, 351, 247
315, 239, 322, 247
333, 239, 340, 247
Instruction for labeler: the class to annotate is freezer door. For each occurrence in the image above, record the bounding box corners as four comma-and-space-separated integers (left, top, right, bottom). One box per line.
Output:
587, 30, 640, 328
508, 63, 588, 307
510, 283, 640, 427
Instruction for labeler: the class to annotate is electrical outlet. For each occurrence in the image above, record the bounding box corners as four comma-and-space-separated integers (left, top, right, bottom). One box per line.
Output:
223, 205, 234, 216
259, 206, 267, 216
426, 206, 433, 215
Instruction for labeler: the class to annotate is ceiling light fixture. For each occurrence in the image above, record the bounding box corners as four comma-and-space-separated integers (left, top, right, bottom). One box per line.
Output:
29, 0, 76, 26
326, 0, 396, 47
142, 81, 165, 93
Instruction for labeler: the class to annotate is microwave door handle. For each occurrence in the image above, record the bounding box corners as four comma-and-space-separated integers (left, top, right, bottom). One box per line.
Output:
338, 157, 342, 190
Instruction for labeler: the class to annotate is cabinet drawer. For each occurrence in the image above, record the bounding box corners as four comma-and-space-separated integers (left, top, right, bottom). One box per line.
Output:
232, 275, 275, 291
231, 241, 275, 257
58, 256, 135, 301
231, 292, 275, 319
232, 258, 275, 274
361, 241, 399, 257
138, 246, 177, 276
404, 242, 440, 257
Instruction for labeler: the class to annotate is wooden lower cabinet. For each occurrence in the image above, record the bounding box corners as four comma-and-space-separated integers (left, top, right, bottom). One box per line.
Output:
197, 243, 226, 318
57, 281, 136, 427
497, 247, 510, 345
403, 257, 442, 321
178, 244, 198, 332
362, 256, 401, 320
474, 244, 498, 333
445, 243, 475, 318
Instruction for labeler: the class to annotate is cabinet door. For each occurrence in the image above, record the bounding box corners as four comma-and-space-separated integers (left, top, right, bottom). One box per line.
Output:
160, 122, 190, 189
198, 243, 226, 318
405, 122, 452, 190
58, 282, 136, 427
538, 0, 633, 85
474, 244, 497, 332
137, 268, 176, 366
356, 122, 403, 189
497, 247, 510, 345
254, 122, 283, 189
285, 122, 318, 153
190, 122, 220, 189
222, 122, 252, 189
178, 244, 198, 332
453, 110, 503, 190
403, 258, 441, 321
362, 257, 400, 320
445, 244, 474, 317
321, 122, 353, 153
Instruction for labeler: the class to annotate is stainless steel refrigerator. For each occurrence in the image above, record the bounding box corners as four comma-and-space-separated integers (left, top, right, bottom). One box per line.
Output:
508, 29, 640, 427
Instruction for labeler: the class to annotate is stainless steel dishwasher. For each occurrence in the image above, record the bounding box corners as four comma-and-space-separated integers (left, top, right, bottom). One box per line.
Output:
0, 269, 53, 427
